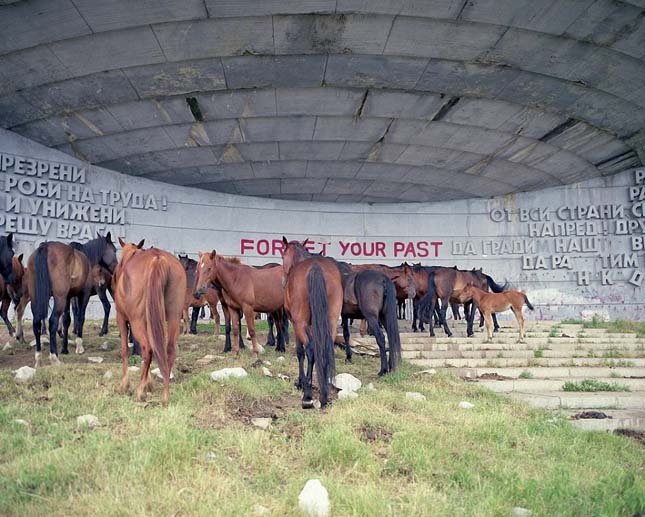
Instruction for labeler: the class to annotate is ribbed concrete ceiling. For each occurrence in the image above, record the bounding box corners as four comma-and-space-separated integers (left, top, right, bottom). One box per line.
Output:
1, 0, 644, 203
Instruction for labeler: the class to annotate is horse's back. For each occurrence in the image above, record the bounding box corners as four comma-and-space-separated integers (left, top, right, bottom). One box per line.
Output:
286, 257, 343, 320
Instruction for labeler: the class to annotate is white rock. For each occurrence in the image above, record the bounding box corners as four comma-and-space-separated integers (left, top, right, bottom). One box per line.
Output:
256, 344, 265, 354
459, 401, 475, 410
128, 365, 140, 372
338, 390, 358, 401
29, 339, 36, 348
251, 417, 272, 430
76, 414, 100, 428
405, 391, 426, 401
103, 371, 113, 380
253, 504, 270, 515
276, 356, 285, 363
278, 374, 290, 381
364, 382, 376, 391
204, 451, 217, 462
264, 361, 272, 366
298, 479, 330, 517
41, 336, 49, 344
100, 341, 110, 351
262, 366, 273, 377
87, 356, 104, 363
14, 366, 36, 382
14, 419, 29, 426
419, 368, 436, 375
312, 400, 321, 410
151, 367, 175, 380
511, 508, 532, 516
210, 367, 248, 381
332, 373, 362, 393
2, 342, 12, 351
196, 354, 217, 366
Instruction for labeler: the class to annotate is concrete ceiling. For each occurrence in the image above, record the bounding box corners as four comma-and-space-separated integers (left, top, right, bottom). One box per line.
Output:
1, 0, 644, 203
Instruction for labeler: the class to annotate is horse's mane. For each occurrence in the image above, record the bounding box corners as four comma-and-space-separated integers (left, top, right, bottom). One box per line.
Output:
220, 255, 242, 264
78, 236, 109, 265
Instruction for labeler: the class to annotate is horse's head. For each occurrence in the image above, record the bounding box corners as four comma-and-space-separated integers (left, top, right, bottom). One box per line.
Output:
8, 253, 25, 304
0, 234, 16, 285
97, 232, 118, 274
399, 263, 417, 299
470, 268, 489, 290
281, 236, 311, 277
117, 237, 145, 267
193, 250, 218, 299
460, 282, 475, 302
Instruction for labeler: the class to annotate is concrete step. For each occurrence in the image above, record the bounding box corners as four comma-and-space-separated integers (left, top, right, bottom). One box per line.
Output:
444, 366, 645, 380
508, 391, 645, 410
568, 410, 645, 432
403, 350, 645, 361
398, 342, 645, 353
410, 357, 645, 368
476, 377, 645, 393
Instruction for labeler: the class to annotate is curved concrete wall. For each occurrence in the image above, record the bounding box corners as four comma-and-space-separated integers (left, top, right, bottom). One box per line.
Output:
1, 128, 643, 321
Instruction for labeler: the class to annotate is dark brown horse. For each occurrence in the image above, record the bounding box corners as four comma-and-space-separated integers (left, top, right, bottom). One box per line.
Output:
254, 262, 290, 350
417, 266, 507, 337
114, 239, 186, 406
338, 262, 402, 376
0, 253, 24, 335
193, 252, 286, 357
178, 254, 221, 336
28, 233, 118, 367
282, 238, 343, 409
0, 234, 16, 285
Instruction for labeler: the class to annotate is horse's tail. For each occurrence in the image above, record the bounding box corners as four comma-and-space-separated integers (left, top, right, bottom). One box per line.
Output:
416, 270, 436, 323
31, 244, 51, 324
523, 293, 535, 311
486, 274, 508, 293
307, 263, 336, 405
382, 278, 401, 370
145, 255, 169, 380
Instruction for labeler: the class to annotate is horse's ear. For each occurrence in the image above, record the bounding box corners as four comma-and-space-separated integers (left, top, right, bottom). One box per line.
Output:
118, 237, 126, 248
282, 236, 288, 246
210, 249, 217, 260
302, 237, 310, 246
136, 239, 145, 249
105, 231, 112, 243
6, 233, 12, 247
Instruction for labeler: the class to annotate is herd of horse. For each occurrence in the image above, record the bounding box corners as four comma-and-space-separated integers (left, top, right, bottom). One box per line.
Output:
0, 233, 534, 408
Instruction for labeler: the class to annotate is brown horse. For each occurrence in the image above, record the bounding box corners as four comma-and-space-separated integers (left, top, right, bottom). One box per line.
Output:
0, 253, 24, 335
28, 233, 118, 367
282, 238, 343, 409
114, 239, 186, 406
193, 252, 286, 357
460, 284, 534, 343
178, 254, 221, 336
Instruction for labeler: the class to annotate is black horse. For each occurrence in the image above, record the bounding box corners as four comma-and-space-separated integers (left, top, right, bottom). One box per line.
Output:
338, 263, 402, 376
0, 233, 16, 285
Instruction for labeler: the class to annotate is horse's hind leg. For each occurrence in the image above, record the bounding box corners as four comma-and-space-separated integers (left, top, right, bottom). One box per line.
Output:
368, 316, 388, 376
117, 312, 130, 395
342, 316, 352, 364
98, 286, 110, 336
61, 301, 71, 355
412, 301, 418, 332
303, 342, 315, 409
162, 317, 181, 407
483, 312, 494, 343
181, 307, 189, 334
190, 306, 199, 334
512, 307, 525, 343
492, 312, 500, 333
15, 295, 28, 343
47, 296, 65, 365
440, 297, 452, 337
0, 297, 15, 336
130, 320, 152, 403
74, 290, 91, 354
266, 313, 276, 347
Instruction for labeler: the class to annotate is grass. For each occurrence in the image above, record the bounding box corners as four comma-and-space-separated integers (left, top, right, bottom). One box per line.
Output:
518, 370, 533, 379
533, 349, 544, 358
0, 321, 644, 516
563, 379, 631, 392
560, 317, 645, 338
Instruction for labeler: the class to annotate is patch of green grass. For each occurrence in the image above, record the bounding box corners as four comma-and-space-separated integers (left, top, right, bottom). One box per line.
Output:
561, 318, 645, 338
603, 347, 625, 359
602, 359, 636, 368
519, 370, 533, 379
0, 321, 643, 516
563, 379, 630, 392
609, 371, 621, 379
534, 349, 544, 358
548, 328, 559, 338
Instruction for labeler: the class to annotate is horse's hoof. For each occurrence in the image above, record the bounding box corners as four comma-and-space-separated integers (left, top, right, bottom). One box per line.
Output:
99, 331, 106, 337
49, 354, 61, 366
412, 328, 418, 333
302, 399, 314, 409
61, 348, 69, 355
345, 357, 353, 365
377, 370, 387, 377
446, 333, 453, 338
34, 352, 42, 368
75, 338, 84, 354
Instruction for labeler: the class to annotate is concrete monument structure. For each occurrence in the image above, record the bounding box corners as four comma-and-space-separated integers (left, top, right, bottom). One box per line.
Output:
0, 1, 643, 319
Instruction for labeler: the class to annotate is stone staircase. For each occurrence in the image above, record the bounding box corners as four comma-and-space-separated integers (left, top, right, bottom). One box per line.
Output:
350, 320, 645, 432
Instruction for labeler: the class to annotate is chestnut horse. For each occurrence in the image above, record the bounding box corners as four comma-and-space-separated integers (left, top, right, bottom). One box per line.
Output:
282, 238, 343, 409
338, 262, 402, 376
178, 254, 221, 335
193, 252, 286, 357
460, 284, 534, 343
114, 239, 186, 406
0, 253, 24, 335
28, 233, 118, 366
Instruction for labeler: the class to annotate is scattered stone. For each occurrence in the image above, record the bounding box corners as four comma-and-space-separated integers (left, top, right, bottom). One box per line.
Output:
276, 356, 285, 363
196, 354, 217, 366
256, 344, 265, 354
364, 382, 376, 391
253, 504, 270, 515
2, 342, 12, 351
128, 366, 140, 372
338, 390, 358, 401
87, 356, 104, 364
14, 419, 29, 426
251, 417, 272, 430
298, 479, 330, 517
14, 366, 36, 382
262, 366, 273, 377
151, 368, 175, 380
313, 400, 321, 410
405, 391, 426, 401
204, 451, 217, 463
459, 401, 475, 410
76, 414, 100, 428
42, 336, 49, 344
29, 339, 36, 348
100, 341, 110, 351
511, 507, 532, 516
189, 343, 200, 351
571, 410, 610, 420
419, 368, 436, 376
332, 373, 362, 393
210, 367, 248, 381
278, 374, 290, 382
264, 360, 271, 366
103, 371, 113, 380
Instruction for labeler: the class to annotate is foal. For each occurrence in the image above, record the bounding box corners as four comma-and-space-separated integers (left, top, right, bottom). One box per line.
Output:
460, 283, 534, 343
